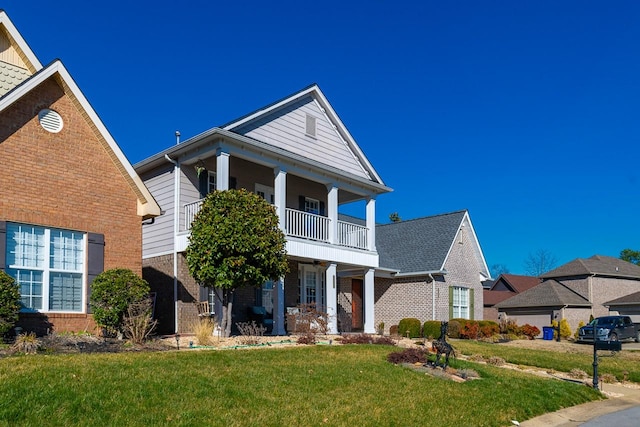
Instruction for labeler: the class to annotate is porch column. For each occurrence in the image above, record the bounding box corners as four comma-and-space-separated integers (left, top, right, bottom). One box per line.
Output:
274, 167, 287, 231
325, 263, 338, 334
363, 268, 375, 333
366, 197, 376, 251
216, 149, 230, 190
326, 184, 338, 244
272, 277, 286, 335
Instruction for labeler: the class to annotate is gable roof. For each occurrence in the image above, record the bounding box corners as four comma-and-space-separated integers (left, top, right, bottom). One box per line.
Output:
604, 291, 640, 306
222, 84, 385, 186
491, 274, 541, 293
495, 279, 591, 309
376, 210, 489, 277
0, 11, 160, 219
483, 290, 517, 306
540, 255, 640, 280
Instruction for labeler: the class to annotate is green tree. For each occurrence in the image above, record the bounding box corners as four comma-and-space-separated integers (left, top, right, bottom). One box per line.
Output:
389, 212, 401, 223
89, 269, 151, 337
0, 271, 21, 336
620, 248, 640, 265
186, 189, 289, 337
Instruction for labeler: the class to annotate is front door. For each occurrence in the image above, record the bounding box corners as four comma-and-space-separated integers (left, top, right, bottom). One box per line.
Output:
352, 279, 363, 330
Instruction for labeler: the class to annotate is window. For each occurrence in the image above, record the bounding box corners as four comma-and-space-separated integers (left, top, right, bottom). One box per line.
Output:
304, 197, 319, 215
255, 184, 275, 204
305, 114, 316, 137
261, 281, 274, 315
300, 265, 324, 311
5, 223, 85, 312
451, 286, 470, 319
208, 172, 216, 194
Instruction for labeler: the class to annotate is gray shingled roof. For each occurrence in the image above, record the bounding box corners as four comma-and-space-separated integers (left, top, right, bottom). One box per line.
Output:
375, 210, 466, 273
604, 291, 640, 306
495, 280, 591, 309
541, 255, 640, 279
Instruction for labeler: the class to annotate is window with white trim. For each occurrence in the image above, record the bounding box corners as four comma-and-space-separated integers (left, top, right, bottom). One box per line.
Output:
304, 197, 319, 215
300, 265, 325, 312
208, 172, 216, 194
255, 184, 275, 205
6, 223, 85, 312
261, 281, 274, 315
452, 286, 469, 319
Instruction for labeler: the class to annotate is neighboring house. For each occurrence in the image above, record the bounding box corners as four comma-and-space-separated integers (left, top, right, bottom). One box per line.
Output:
483, 274, 540, 321
0, 11, 160, 335
135, 84, 392, 335
362, 210, 490, 334
495, 255, 640, 336
604, 291, 640, 324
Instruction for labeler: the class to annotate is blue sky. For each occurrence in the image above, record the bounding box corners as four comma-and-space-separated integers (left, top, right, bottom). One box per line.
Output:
7, 1, 640, 275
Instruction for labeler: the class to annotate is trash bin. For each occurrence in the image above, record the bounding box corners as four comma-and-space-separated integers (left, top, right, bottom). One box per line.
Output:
542, 326, 554, 340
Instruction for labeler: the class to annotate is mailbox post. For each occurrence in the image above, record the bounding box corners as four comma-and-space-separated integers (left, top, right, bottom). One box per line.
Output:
592, 339, 622, 390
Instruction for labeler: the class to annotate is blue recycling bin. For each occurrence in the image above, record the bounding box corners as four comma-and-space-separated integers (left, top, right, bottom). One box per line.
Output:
542, 326, 554, 340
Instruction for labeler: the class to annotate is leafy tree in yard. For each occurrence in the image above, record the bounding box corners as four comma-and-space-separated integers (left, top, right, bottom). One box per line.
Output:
620, 248, 640, 265
0, 271, 21, 336
186, 189, 289, 337
523, 249, 558, 276
90, 269, 151, 337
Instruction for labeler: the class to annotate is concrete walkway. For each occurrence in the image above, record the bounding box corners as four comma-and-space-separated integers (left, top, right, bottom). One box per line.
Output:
519, 382, 640, 426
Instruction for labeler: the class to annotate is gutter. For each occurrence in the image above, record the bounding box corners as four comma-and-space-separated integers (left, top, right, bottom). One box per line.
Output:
392, 269, 447, 278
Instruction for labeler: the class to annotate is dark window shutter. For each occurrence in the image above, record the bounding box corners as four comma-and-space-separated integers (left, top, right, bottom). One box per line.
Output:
198, 170, 208, 198
87, 233, 105, 313
319, 201, 325, 216
469, 288, 474, 320
448, 286, 454, 320
0, 221, 6, 271
229, 176, 237, 190
298, 196, 305, 211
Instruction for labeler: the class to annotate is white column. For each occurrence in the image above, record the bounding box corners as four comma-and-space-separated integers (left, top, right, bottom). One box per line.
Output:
273, 277, 286, 335
216, 149, 230, 190
274, 168, 287, 231
325, 263, 338, 334
326, 185, 338, 244
366, 197, 376, 251
363, 268, 375, 333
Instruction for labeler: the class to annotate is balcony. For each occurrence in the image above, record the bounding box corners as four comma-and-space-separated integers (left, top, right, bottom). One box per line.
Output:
183, 199, 369, 251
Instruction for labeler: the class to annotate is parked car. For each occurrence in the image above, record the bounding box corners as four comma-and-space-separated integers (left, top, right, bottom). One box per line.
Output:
578, 316, 640, 343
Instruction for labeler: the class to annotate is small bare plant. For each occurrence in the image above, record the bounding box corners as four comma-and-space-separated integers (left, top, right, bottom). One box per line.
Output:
486, 356, 505, 366
296, 332, 316, 345
568, 368, 588, 379
236, 321, 266, 345
458, 369, 480, 379
12, 332, 39, 355
468, 354, 486, 362
290, 304, 330, 336
122, 298, 158, 345
600, 373, 617, 384
191, 317, 216, 346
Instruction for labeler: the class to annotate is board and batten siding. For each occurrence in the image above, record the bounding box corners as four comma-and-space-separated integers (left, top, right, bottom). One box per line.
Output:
141, 167, 175, 257
232, 96, 371, 181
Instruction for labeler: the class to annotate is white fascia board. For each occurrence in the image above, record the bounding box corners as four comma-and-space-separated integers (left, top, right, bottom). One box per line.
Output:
0, 61, 161, 218
0, 11, 43, 72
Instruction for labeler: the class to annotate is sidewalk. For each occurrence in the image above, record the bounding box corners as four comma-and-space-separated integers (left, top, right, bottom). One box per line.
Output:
519, 382, 640, 426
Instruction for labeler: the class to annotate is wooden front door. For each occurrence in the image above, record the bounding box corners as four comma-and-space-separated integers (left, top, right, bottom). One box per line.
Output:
352, 279, 363, 330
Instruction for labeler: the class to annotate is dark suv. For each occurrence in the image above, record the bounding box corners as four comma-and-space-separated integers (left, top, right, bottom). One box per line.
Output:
578, 315, 639, 343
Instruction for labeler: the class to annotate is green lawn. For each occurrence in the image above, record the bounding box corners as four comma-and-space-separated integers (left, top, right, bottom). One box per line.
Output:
0, 344, 600, 426
454, 340, 640, 382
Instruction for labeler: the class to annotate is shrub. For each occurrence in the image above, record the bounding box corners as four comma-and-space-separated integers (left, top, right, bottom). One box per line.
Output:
89, 269, 151, 337
290, 304, 329, 335
422, 321, 442, 339
192, 317, 216, 346
389, 325, 399, 337
500, 318, 521, 335
447, 320, 461, 338
236, 321, 266, 345
568, 368, 588, 379
478, 321, 499, 338
122, 298, 158, 345
398, 318, 421, 338
376, 322, 385, 335
0, 270, 21, 337
12, 332, 39, 354
387, 347, 428, 364
520, 324, 541, 340
559, 319, 572, 340
599, 373, 617, 384
487, 356, 505, 366
339, 334, 396, 346
460, 321, 480, 340
574, 321, 585, 340
297, 332, 316, 345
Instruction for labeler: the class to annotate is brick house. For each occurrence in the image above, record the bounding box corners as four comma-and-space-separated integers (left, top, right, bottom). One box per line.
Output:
366, 210, 490, 334
495, 255, 640, 336
135, 84, 392, 335
483, 274, 540, 321
0, 11, 160, 335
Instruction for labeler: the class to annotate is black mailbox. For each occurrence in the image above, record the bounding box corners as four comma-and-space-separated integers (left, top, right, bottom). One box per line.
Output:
594, 340, 622, 351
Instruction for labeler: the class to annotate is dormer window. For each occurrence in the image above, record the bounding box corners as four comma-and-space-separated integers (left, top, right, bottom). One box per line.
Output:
305, 114, 316, 138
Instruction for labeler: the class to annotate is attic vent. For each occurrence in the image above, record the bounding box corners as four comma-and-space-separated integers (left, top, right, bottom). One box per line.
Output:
305, 114, 316, 138
38, 109, 63, 133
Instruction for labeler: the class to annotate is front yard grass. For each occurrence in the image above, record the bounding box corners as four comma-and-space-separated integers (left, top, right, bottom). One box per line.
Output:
0, 344, 600, 426
454, 340, 640, 382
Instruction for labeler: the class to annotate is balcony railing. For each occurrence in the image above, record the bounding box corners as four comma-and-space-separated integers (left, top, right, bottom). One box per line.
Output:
183, 199, 369, 250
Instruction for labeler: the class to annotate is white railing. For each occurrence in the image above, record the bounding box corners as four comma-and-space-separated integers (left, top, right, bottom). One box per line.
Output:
184, 199, 203, 231
285, 208, 330, 242
337, 220, 368, 249
183, 200, 369, 250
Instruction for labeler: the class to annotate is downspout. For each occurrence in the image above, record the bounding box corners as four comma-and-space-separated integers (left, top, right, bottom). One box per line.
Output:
428, 273, 435, 320
588, 273, 595, 316
165, 152, 180, 334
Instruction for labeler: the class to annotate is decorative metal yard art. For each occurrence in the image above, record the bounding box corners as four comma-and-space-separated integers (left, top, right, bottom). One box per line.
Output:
430, 321, 456, 370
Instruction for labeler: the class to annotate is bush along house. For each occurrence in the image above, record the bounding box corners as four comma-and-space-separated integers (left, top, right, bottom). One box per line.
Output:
0, 11, 160, 335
